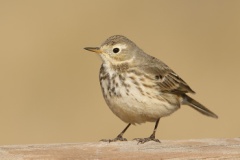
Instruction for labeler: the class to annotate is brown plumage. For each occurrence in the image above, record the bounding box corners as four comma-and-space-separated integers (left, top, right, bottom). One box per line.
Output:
84, 35, 218, 144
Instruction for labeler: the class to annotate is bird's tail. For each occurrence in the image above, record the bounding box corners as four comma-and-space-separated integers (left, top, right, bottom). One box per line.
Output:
182, 94, 218, 119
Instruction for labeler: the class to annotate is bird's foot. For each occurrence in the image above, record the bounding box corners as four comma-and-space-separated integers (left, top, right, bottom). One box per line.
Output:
133, 135, 161, 144
100, 135, 127, 143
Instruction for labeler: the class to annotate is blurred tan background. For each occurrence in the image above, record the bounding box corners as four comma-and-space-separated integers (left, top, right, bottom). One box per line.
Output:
0, 0, 239, 145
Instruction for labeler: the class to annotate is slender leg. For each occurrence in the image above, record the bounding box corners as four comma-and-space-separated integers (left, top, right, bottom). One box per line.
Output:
101, 123, 131, 142
150, 118, 160, 139
133, 118, 161, 144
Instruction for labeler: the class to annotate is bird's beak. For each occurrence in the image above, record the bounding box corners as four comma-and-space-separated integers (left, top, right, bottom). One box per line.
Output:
84, 47, 102, 54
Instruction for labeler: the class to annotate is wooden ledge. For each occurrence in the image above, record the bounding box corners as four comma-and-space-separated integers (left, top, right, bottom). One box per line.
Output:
0, 138, 239, 159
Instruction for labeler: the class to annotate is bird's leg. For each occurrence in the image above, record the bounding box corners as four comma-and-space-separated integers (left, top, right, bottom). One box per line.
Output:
134, 118, 161, 144
101, 123, 131, 142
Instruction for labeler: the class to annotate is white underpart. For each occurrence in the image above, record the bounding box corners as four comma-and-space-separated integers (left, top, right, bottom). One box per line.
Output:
100, 65, 180, 124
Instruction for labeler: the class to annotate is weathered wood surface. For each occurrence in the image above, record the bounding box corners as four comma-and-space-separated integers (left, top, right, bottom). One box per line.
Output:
0, 138, 239, 160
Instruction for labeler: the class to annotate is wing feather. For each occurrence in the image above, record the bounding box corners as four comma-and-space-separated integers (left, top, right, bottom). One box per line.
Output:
138, 60, 195, 94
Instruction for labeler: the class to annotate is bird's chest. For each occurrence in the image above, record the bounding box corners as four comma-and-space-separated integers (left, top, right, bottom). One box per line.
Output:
99, 65, 161, 108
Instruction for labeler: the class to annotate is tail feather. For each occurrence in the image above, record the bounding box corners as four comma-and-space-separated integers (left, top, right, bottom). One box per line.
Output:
182, 94, 218, 119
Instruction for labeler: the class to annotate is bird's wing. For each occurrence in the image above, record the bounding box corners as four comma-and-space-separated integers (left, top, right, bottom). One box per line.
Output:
140, 62, 195, 94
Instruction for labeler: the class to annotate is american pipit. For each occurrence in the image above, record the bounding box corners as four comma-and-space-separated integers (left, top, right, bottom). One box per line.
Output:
84, 35, 218, 144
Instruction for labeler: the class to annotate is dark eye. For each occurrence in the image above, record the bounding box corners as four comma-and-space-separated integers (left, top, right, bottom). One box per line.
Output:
155, 75, 162, 80
113, 48, 120, 53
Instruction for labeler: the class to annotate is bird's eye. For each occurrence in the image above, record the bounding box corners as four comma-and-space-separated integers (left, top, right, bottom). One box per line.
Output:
113, 48, 120, 53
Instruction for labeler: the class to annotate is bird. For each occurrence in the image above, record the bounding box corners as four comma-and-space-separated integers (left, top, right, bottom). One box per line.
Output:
84, 35, 218, 144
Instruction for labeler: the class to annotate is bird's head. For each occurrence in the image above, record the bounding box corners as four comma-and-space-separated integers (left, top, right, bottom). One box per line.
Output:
84, 35, 141, 66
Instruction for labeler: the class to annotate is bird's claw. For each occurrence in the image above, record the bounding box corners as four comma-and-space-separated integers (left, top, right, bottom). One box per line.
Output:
100, 135, 127, 143
133, 137, 161, 144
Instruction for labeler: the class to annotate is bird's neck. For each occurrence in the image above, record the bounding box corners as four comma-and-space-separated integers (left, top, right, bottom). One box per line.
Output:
102, 62, 130, 73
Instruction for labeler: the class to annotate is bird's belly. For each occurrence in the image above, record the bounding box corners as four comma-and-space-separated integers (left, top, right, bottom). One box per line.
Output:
100, 72, 180, 124
107, 95, 179, 124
